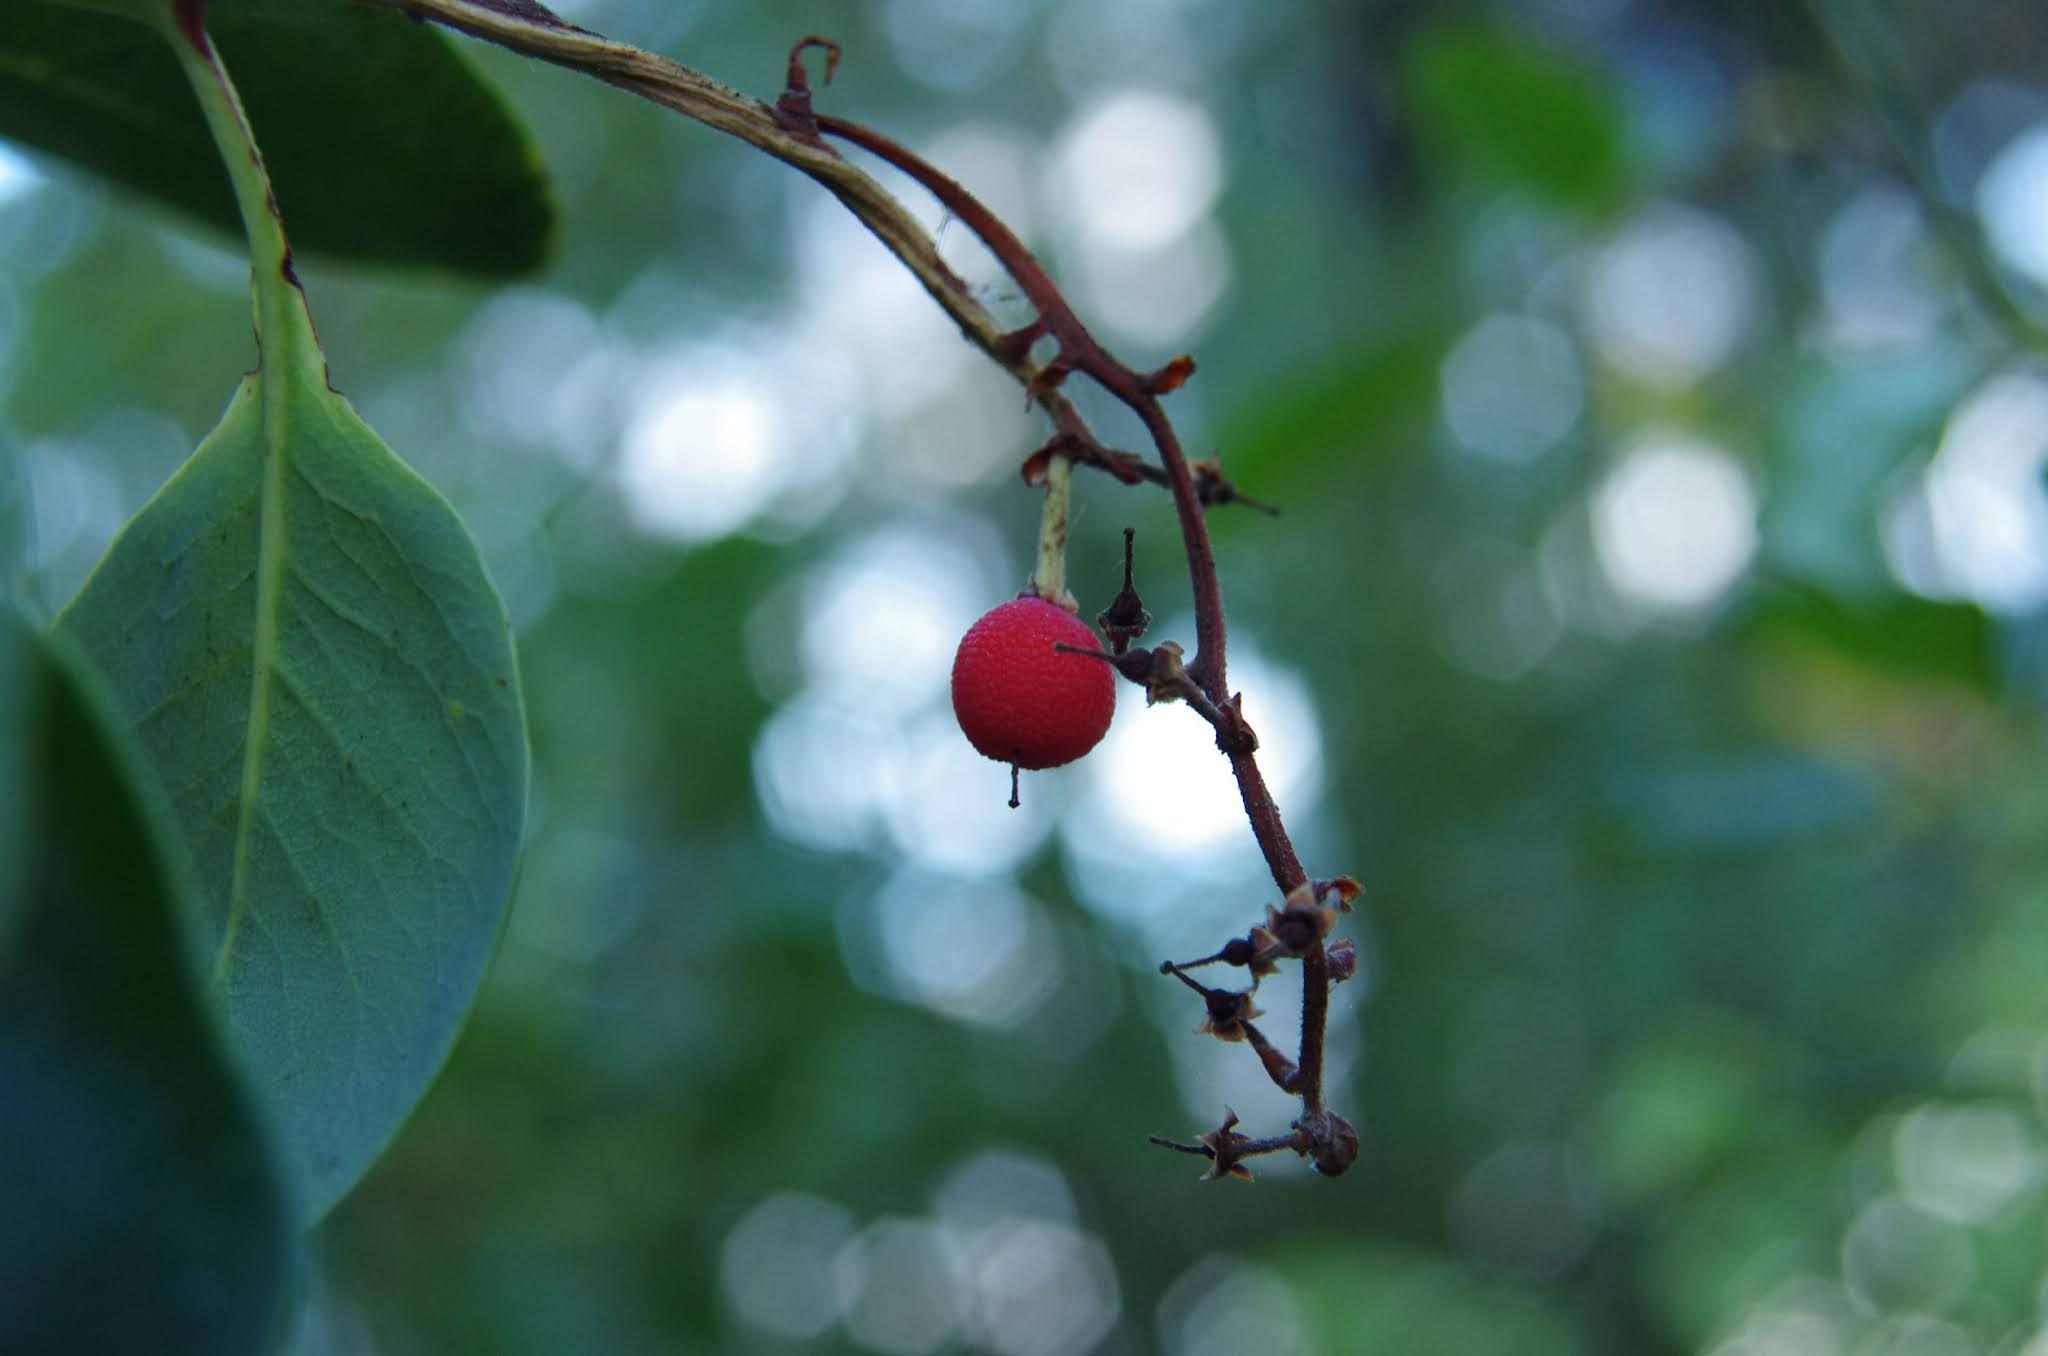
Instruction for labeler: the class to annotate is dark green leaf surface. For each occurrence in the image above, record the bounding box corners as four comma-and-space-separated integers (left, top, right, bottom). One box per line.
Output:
1404, 20, 1627, 208
0, 617, 288, 1355
1, 0, 555, 276
57, 326, 529, 1221
0, 445, 22, 608
1213, 331, 1445, 505
1743, 588, 1995, 690
0, 604, 25, 955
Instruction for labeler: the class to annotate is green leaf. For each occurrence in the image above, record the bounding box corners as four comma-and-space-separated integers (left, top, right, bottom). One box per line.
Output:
0, 610, 26, 953
55, 10, 529, 1222
1741, 586, 1995, 691
0, 442, 24, 613
1404, 20, 1627, 208
1, 0, 556, 276
56, 350, 530, 1218
0, 616, 290, 1354
1214, 331, 1447, 505
1284, 1244, 1590, 1356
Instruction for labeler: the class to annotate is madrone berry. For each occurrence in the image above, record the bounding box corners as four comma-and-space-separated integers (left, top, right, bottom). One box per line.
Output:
951, 598, 1115, 784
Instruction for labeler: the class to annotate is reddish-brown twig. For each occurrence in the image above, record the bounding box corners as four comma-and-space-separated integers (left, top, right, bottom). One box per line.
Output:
349, 0, 1346, 1176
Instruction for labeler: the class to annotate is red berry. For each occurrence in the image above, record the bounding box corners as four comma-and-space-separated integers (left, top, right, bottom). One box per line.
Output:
951, 597, 1115, 770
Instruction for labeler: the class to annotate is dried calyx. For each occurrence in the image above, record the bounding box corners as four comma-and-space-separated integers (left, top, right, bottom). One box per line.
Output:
1152, 876, 1365, 1179
1096, 527, 1150, 655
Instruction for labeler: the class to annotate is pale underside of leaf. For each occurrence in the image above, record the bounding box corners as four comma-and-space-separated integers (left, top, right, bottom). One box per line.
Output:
58, 359, 527, 1220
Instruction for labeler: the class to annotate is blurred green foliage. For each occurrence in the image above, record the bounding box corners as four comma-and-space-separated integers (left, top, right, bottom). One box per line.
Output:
0, 618, 289, 1354
4, 0, 555, 276
8, 0, 2048, 1353
1404, 19, 1629, 209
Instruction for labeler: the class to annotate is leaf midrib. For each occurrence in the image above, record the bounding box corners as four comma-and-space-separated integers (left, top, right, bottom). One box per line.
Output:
209, 367, 287, 990
158, 7, 319, 994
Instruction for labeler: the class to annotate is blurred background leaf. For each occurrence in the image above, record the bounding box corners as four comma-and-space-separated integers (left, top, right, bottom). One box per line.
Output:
1403, 19, 1630, 209
0, 618, 288, 1355
2, 0, 555, 276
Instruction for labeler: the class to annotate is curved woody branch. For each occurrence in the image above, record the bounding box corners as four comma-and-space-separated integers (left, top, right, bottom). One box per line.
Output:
360, 0, 1342, 1174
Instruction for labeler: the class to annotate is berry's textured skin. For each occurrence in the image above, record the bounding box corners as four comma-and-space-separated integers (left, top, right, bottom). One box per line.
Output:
951, 597, 1116, 769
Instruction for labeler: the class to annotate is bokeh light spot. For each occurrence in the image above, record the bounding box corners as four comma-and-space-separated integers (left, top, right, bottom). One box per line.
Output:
1977, 123, 2048, 288
457, 288, 605, 458
0, 143, 45, 208
1839, 1197, 1976, 1316
932, 1148, 1078, 1228
836, 1218, 966, 1355
799, 526, 995, 718
1586, 203, 1756, 387
1158, 1256, 1314, 1356
1056, 91, 1223, 252
1591, 432, 1757, 614
972, 1221, 1120, 1356
928, 1152, 1120, 1356
1885, 371, 2048, 613
1075, 221, 1233, 347
720, 1192, 858, 1340
796, 197, 972, 417
753, 695, 905, 853
1819, 186, 1940, 348
1704, 1278, 1857, 1356
929, 1147, 1122, 1356
923, 123, 1043, 289
883, 710, 1059, 874
1441, 313, 1585, 463
20, 439, 122, 606
866, 871, 1060, 1029
619, 363, 782, 541
1892, 1103, 2038, 1225
1067, 634, 1323, 869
